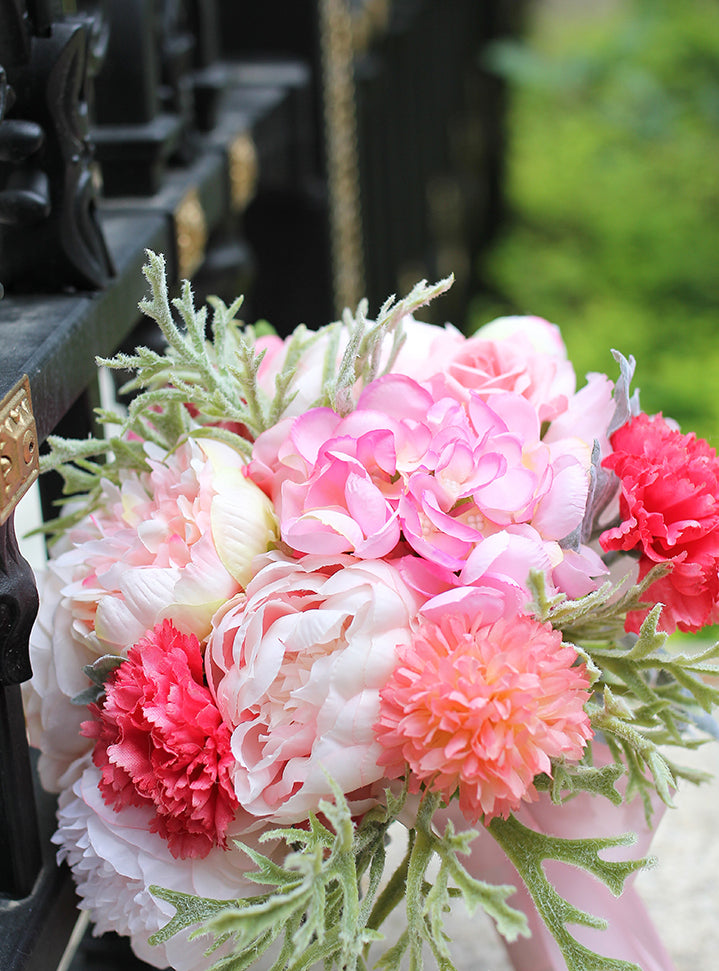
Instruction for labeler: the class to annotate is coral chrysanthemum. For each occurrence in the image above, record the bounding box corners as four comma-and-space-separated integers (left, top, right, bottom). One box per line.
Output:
375, 613, 592, 820
82, 620, 239, 859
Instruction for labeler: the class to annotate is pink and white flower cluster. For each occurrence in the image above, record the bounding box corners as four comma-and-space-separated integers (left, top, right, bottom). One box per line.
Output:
23, 309, 719, 971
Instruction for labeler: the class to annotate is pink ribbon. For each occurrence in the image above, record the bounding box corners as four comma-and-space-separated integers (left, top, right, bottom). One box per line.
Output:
440, 777, 676, 971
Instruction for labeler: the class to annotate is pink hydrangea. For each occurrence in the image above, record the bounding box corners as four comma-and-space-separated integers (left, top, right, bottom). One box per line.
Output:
248, 375, 592, 576
82, 620, 239, 859
376, 611, 592, 821
601, 412, 719, 633
205, 552, 421, 823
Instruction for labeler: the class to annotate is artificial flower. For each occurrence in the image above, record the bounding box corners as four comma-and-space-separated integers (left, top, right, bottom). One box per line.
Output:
26, 253, 719, 971
432, 314, 577, 422
54, 764, 273, 971
205, 551, 421, 823
376, 610, 592, 820
82, 620, 239, 859
24, 438, 277, 792
600, 412, 719, 632
58, 438, 275, 653
23, 564, 97, 792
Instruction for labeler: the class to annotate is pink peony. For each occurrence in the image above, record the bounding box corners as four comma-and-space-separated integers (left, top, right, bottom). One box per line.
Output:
59, 438, 277, 653
600, 412, 719, 633
23, 564, 97, 792
376, 612, 592, 821
23, 438, 277, 792
205, 551, 421, 823
82, 620, 239, 859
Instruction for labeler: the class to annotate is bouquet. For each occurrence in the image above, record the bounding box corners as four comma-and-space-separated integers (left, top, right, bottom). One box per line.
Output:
23, 251, 719, 971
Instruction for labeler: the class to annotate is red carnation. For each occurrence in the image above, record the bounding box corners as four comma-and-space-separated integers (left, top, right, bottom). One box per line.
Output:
600, 412, 719, 633
82, 620, 239, 859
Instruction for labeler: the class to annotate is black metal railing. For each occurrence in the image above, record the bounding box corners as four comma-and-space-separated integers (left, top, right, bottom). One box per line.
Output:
0, 2, 519, 967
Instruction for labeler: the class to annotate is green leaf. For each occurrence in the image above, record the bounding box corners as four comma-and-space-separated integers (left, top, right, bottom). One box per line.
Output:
488, 814, 650, 971
148, 887, 239, 946
71, 654, 126, 705
537, 758, 625, 806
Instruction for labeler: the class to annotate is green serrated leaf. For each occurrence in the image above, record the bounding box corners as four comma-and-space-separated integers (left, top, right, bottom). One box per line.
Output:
148, 887, 238, 945
488, 815, 649, 971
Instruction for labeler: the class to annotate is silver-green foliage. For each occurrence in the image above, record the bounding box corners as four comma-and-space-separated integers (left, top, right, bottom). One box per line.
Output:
148, 781, 653, 971
530, 569, 719, 816
40, 250, 452, 530
41, 251, 719, 970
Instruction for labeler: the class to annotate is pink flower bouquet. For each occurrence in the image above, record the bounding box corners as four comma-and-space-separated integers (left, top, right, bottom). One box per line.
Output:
23, 252, 719, 971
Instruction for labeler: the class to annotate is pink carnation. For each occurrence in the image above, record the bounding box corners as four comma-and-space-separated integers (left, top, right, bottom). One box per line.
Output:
82, 620, 239, 859
376, 612, 592, 821
600, 412, 719, 633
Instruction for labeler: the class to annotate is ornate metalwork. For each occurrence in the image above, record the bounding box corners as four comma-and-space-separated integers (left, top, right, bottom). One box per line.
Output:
175, 185, 207, 279
0, 376, 39, 687
228, 131, 258, 212
0, 376, 39, 528
0, 6, 114, 292
318, 0, 365, 314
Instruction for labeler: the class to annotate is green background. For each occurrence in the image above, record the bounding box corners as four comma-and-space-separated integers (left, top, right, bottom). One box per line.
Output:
471, 0, 719, 447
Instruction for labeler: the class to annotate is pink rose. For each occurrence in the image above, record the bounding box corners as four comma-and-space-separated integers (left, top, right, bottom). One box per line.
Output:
391, 316, 465, 379
430, 315, 576, 422
205, 552, 421, 823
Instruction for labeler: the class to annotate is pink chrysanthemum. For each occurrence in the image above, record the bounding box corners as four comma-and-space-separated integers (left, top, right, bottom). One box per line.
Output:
82, 620, 239, 859
375, 613, 592, 821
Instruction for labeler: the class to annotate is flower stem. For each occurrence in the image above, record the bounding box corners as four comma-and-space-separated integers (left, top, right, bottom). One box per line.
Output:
364, 836, 413, 938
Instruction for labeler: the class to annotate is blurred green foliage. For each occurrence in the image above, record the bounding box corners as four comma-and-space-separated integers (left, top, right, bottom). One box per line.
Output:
471, 0, 719, 444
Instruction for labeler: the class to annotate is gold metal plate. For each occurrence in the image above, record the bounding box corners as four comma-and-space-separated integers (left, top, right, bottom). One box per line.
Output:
229, 132, 258, 212
175, 186, 208, 280
0, 375, 39, 526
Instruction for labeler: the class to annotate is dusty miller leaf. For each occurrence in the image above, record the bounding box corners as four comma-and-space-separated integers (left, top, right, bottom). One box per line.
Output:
488, 814, 650, 971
